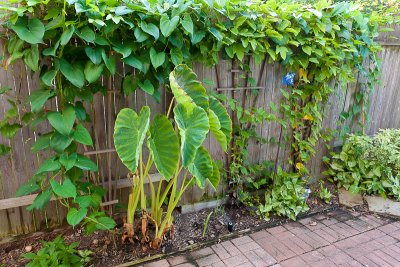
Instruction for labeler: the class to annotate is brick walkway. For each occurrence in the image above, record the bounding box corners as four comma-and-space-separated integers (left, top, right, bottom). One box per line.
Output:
141, 209, 400, 267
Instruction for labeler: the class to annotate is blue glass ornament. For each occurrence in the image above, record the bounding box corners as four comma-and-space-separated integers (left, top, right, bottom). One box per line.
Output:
282, 72, 296, 86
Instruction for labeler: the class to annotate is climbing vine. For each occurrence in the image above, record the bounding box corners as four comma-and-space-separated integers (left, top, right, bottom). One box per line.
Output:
0, 0, 393, 227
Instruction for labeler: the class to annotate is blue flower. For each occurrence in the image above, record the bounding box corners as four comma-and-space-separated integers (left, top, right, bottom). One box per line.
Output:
282, 72, 296, 86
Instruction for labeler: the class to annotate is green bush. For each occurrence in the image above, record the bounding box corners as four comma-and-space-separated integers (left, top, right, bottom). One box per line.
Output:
22, 236, 91, 267
326, 129, 400, 199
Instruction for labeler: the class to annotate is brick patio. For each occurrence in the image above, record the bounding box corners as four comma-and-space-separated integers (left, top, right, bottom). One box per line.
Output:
140, 209, 400, 267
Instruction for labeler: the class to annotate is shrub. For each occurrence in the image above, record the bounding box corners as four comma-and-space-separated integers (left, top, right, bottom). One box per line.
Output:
326, 129, 400, 199
22, 236, 91, 267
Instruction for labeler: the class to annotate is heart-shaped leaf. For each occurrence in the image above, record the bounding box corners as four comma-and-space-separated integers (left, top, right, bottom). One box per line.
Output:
85, 47, 103, 64
59, 59, 85, 88
147, 114, 179, 180
59, 153, 78, 171
36, 157, 61, 174
140, 21, 159, 40
181, 15, 194, 35
23, 45, 39, 72
41, 70, 57, 87
75, 154, 98, 171
160, 14, 179, 37
114, 107, 150, 173
50, 178, 77, 199
169, 64, 209, 110
174, 103, 209, 167
101, 50, 116, 75
149, 48, 165, 69
47, 105, 76, 136
67, 207, 87, 226
50, 132, 73, 153
138, 79, 155, 95
73, 124, 93, 146
11, 17, 44, 44
84, 61, 104, 83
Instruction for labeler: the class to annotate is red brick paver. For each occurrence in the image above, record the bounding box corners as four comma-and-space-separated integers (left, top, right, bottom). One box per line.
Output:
143, 209, 400, 267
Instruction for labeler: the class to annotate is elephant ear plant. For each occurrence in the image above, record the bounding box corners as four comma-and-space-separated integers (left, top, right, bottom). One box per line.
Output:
113, 64, 232, 248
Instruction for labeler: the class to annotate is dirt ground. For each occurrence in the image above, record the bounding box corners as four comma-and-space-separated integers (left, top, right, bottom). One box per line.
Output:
0, 185, 338, 267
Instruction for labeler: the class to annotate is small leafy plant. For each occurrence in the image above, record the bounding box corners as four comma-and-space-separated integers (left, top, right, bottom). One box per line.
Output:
319, 183, 332, 204
22, 236, 91, 267
257, 168, 309, 221
326, 129, 400, 199
113, 65, 232, 248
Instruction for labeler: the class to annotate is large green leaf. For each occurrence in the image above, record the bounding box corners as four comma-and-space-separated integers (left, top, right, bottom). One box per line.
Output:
11, 17, 44, 44
208, 96, 232, 151
169, 64, 209, 110
147, 114, 179, 180
174, 103, 209, 167
114, 107, 150, 173
188, 146, 213, 188
47, 106, 76, 136
59, 59, 85, 88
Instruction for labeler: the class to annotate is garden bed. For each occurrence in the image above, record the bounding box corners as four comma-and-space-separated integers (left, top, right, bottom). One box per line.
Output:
0, 192, 337, 267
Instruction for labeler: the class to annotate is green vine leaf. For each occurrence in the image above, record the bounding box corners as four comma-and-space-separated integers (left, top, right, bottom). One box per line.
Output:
140, 21, 159, 40
10, 17, 45, 44
36, 157, 61, 174
84, 61, 104, 83
28, 89, 55, 112
160, 14, 179, 37
60, 25, 75, 45
149, 48, 165, 69
47, 106, 76, 136
59, 59, 85, 88
181, 15, 193, 35
67, 207, 87, 226
27, 189, 52, 211
75, 154, 98, 171
50, 178, 77, 199
72, 124, 93, 146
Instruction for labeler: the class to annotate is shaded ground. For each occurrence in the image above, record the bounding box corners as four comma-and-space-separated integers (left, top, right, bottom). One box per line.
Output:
0, 191, 334, 267
147, 208, 400, 267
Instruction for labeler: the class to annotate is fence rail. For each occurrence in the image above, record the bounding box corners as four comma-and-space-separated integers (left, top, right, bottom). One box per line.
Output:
0, 25, 399, 238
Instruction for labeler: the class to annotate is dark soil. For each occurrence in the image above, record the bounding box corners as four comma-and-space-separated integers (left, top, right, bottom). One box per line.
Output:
0, 185, 339, 267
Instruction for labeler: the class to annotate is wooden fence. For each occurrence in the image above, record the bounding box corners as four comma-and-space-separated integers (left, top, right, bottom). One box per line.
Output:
0, 26, 399, 238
